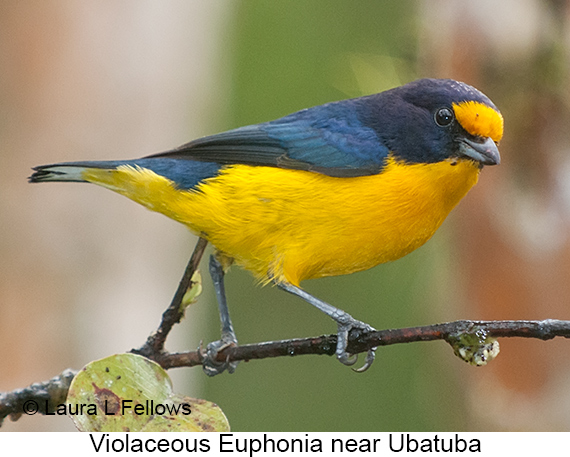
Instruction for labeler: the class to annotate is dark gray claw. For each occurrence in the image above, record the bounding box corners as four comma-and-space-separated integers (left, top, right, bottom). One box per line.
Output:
337, 320, 377, 372
202, 334, 239, 376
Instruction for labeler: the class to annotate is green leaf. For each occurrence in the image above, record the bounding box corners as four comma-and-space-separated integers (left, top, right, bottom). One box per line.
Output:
181, 270, 203, 311
66, 353, 229, 432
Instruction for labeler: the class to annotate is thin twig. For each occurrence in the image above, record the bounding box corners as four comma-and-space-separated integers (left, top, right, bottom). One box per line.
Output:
0, 369, 76, 427
150, 318, 570, 369
132, 237, 208, 358
2, 318, 570, 425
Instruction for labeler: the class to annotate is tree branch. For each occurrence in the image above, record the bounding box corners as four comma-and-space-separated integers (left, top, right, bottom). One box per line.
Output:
4, 238, 570, 427
2, 318, 570, 426
149, 318, 570, 369
0, 369, 76, 427
132, 237, 208, 358
126, 239, 568, 372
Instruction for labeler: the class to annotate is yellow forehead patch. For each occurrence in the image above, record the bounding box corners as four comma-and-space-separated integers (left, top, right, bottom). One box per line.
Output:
452, 101, 503, 143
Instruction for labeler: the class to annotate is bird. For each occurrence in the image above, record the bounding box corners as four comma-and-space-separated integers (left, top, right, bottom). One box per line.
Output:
29, 78, 503, 375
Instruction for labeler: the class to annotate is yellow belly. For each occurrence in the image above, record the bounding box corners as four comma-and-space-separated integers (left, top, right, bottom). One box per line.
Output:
83, 156, 480, 286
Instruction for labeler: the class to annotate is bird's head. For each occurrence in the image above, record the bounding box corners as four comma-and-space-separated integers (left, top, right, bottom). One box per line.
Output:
365, 78, 503, 168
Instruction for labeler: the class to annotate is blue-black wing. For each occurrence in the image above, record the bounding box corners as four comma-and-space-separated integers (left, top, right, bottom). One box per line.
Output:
148, 99, 390, 178
30, 97, 393, 190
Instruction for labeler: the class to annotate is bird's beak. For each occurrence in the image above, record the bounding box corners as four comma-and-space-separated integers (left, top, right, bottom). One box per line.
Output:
459, 136, 501, 166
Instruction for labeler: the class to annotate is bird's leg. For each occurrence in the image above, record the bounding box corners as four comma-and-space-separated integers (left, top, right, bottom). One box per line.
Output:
202, 254, 239, 376
277, 281, 377, 372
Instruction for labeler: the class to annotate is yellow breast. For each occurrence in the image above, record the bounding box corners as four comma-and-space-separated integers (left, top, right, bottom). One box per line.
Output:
83, 156, 480, 286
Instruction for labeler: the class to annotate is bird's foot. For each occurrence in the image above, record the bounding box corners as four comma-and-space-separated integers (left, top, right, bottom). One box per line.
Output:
336, 317, 377, 373
201, 332, 239, 376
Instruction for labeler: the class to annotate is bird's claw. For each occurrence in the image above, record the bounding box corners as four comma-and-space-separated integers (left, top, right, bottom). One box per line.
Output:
336, 321, 377, 372
337, 351, 359, 366
352, 348, 376, 373
200, 334, 239, 376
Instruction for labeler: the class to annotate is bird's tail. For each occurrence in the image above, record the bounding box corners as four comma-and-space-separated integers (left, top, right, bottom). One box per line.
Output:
29, 161, 128, 183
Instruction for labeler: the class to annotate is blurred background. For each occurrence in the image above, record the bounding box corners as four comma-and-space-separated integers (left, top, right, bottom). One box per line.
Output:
1, 0, 570, 432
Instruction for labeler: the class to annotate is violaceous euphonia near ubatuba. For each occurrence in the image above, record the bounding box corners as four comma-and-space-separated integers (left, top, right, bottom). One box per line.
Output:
30, 78, 503, 375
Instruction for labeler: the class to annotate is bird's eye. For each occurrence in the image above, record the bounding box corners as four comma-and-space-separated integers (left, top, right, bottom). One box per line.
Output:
434, 107, 454, 127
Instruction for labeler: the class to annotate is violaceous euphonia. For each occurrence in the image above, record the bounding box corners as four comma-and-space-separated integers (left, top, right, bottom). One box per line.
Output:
30, 78, 503, 375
